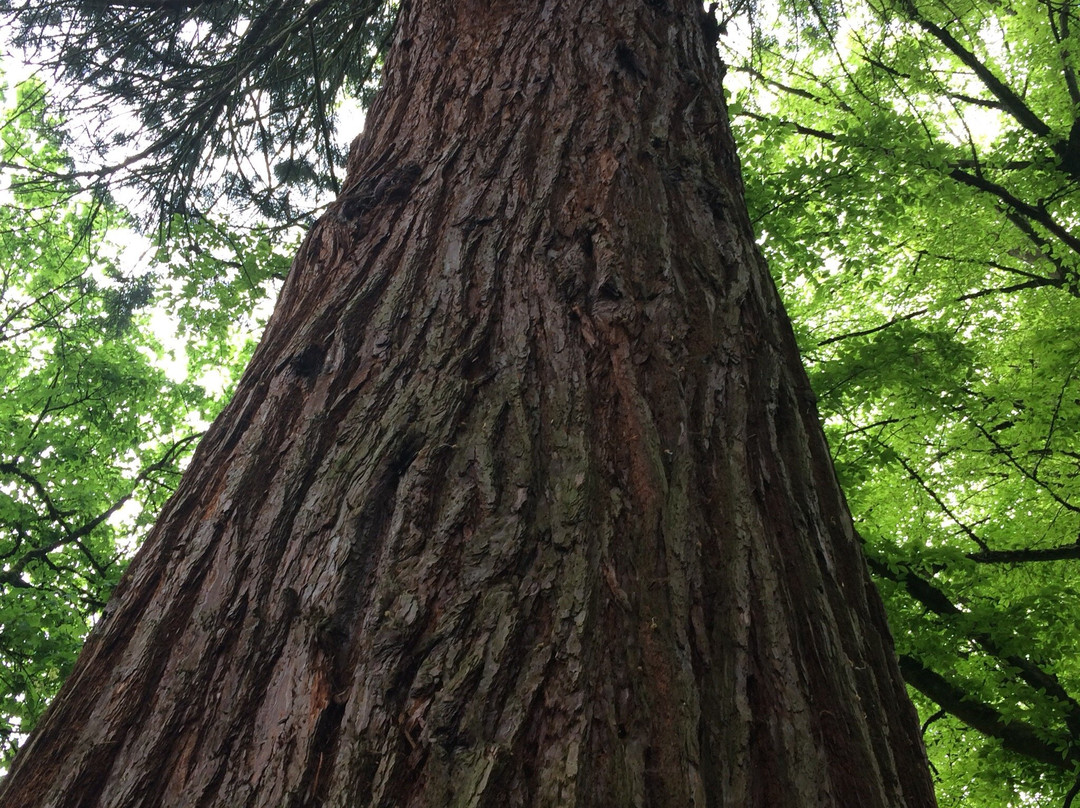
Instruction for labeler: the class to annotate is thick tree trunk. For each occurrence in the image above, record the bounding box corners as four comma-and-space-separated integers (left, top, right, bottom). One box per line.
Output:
0, 0, 937, 805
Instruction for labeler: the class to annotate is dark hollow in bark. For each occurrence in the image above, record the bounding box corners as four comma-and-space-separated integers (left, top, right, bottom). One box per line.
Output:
0, 0, 938, 805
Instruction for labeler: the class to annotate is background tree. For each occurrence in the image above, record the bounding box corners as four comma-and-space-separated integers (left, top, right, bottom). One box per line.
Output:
0, 75, 288, 765
722, 0, 1080, 802
0, 0, 938, 804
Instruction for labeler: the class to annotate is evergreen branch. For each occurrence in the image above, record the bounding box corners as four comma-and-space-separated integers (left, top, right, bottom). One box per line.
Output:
1, 0, 394, 220
308, 21, 340, 194
82, 0, 216, 8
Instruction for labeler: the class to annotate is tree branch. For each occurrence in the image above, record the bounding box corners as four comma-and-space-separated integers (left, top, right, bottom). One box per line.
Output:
967, 541, 1080, 563
731, 65, 851, 110
0, 433, 203, 583
857, 51, 1005, 110
949, 168, 1080, 258
308, 21, 340, 194
0, 462, 74, 528
892, 453, 991, 551
899, 0, 1054, 140
970, 418, 1080, 515
817, 307, 927, 346
1047, 0, 1080, 109
737, 110, 839, 142
899, 654, 1079, 768
867, 553, 1080, 736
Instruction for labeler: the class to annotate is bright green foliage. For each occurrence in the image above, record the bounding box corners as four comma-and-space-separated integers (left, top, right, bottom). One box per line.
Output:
725, 0, 1080, 802
0, 77, 291, 766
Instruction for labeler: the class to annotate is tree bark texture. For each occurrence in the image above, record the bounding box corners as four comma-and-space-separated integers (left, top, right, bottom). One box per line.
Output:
0, 0, 937, 805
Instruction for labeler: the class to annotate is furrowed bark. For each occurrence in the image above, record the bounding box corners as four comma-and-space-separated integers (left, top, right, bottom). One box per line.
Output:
0, 0, 937, 805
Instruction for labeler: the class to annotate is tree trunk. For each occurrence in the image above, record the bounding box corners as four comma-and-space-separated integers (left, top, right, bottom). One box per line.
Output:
0, 0, 937, 805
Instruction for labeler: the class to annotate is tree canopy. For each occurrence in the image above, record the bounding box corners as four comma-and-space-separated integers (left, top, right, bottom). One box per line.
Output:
0, 74, 291, 761
1, 0, 1078, 804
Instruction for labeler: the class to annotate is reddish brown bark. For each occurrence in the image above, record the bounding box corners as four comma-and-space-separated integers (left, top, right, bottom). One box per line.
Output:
0, 0, 937, 805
